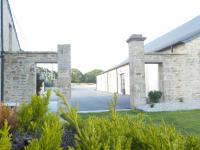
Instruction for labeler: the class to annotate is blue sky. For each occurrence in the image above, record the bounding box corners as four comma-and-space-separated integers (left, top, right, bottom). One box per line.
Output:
9, 0, 200, 73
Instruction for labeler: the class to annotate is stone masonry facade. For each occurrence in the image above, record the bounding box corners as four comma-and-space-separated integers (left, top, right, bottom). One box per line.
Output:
4, 44, 71, 102
128, 34, 200, 107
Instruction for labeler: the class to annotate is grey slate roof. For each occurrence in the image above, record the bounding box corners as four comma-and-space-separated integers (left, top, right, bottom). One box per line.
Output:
145, 15, 200, 53
103, 58, 129, 73
102, 15, 200, 74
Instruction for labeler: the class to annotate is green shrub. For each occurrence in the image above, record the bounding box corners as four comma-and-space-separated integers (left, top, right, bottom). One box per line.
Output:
178, 97, 184, 102
25, 114, 63, 150
58, 91, 81, 134
17, 90, 51, 133
0, 121, 12, 150
58, 92, 200, 150
148, 90, 162, 103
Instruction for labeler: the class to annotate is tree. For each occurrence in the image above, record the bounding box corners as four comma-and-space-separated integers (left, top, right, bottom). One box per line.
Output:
36, 67, 58, 87
71, 68, 84, 83
83, 69, 104, 83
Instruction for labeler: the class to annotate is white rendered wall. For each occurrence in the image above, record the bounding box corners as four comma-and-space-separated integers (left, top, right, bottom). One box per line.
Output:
96, 65, 130, 95
107, 69, 117, 93
96, 73, 108, 92
117, 65, 130, 95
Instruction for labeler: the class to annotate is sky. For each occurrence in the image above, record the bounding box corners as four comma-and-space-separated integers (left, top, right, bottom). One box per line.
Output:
9, 0, 200, 73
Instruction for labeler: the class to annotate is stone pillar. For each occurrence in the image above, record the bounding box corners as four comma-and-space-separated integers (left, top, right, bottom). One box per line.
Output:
127, 34, 146, 107
158, 63, 164, 102
57, 44, 71, 99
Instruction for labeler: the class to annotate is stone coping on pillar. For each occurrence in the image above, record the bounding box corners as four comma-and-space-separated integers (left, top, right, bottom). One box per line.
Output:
126, 34, 146, 43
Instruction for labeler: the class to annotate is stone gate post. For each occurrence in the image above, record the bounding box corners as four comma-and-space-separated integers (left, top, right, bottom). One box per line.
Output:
127, 34, 146, 107
57, 44, 71, 99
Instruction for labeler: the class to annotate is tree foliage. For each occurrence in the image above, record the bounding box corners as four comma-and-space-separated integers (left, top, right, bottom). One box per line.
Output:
71, 68, 103, 83
71, 68, 84, 83
83, 69, 104, 83
36, 67, 57, 88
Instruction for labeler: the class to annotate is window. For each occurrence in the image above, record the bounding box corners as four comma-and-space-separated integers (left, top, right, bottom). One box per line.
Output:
120, 73, 125, 95
9, 24, 12, 51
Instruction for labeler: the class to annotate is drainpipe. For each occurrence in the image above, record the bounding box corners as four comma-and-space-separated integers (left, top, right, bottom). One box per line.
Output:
1, 0, 4, 102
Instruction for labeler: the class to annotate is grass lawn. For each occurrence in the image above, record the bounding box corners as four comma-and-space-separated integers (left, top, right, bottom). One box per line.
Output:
79, 109, 200, 137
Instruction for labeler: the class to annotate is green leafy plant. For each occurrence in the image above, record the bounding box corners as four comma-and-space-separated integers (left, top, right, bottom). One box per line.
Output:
57, 91, 81, 137
17, 90, 51, 133
0, 121, 12, 150
148, 90, 162, 103
178, 97, 184, 102
150, 103, 154, 108
25, 114, 63, 150
109, 93, 117, 121
58, 92, 200, 150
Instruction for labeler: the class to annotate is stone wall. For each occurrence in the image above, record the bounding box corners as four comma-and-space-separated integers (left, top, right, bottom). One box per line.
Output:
145, 54, 186, 101
128, 34, 200, 107
57, 44, 71, 99
4, 45, 71, 102
127, 34, 146, 107
144, 36, 200, 102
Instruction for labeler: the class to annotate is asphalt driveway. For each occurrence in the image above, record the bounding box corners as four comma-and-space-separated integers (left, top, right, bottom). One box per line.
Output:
49, 84, 130, 112
70, 85, 130, 111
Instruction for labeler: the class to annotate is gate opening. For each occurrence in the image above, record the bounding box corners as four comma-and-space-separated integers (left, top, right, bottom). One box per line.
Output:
36, 63, 58, 95
145, 64, 159, 96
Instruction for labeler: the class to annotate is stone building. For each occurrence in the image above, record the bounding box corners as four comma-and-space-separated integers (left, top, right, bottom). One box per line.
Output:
97, 15, 200, 107
0, 0, 71, 102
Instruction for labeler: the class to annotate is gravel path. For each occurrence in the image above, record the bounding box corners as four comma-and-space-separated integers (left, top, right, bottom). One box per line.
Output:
137, 100, 200, 112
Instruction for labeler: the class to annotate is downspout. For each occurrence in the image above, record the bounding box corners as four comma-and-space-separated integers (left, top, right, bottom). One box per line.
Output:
1, 0, 4, 101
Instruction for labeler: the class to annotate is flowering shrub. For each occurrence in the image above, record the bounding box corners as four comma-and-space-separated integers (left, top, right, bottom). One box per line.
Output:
0, 102, 17, 131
